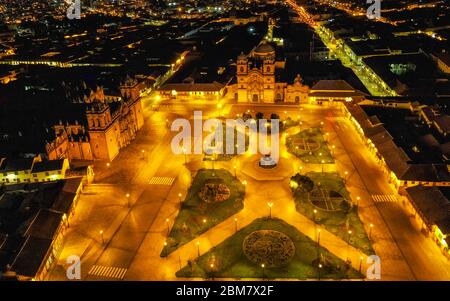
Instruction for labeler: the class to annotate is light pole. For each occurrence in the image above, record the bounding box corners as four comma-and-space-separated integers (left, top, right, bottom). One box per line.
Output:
347, 230, 352, 260
178, 193, 182, 207
261, 263, 265, 278
318, 263, 322, 280
126, 193, 130, 208
99, 230, 104, 244
233, 165, 237, 178
141, 149, 145, 160
369, 223, 373, 240
182, 147, 187, 164
344, 171, 348, 183
356, 196, 360, 207
196, 241, 200, 257
313, 209, 317, 222
166, 218, 170, 236
321, 160, 325, 173
359, 256, 363, 273
234, 217, 238, 233
267, 202, 274, 219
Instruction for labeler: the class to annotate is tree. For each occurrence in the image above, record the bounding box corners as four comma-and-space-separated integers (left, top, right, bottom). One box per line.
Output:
270, 113, 280, 120
242, 112, 252, 121
340, 200, 352, 213
290, 173, 314, 194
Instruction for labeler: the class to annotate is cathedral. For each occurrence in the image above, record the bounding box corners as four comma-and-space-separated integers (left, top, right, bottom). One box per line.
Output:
231, 40, 309, 103
46, 77, 144, 162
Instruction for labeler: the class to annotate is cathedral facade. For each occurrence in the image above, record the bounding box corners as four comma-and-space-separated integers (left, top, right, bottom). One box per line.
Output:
231, 40, 309, 103
46, 78, 144, 162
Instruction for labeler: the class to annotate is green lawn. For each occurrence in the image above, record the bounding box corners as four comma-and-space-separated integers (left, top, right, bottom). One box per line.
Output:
286, 127, 334, 164
161, 169, 245, 256
176, 218, 363, 279
293, 172, 374, 255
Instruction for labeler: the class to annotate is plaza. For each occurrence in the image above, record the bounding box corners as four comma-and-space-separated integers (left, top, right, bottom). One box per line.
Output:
45, 100, 450, 281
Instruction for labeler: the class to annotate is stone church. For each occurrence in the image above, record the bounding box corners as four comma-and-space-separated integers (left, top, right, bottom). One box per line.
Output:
46, 77, 144, 162
230, 40, 309, 103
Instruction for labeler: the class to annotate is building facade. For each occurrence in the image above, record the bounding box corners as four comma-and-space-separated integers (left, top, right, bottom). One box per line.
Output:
231, 40, 309, 103
46, 78, 144, 162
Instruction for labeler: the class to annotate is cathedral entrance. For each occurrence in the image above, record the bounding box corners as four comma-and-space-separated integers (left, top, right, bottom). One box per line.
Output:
252, 94, 259, 102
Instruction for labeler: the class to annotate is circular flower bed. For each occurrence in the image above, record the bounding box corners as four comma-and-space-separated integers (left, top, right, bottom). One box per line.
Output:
243, 230, 295, 267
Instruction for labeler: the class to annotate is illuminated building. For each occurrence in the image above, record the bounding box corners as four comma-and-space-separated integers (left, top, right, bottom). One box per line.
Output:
0, 157, 70, 185
46, 77, 144, 162
231, 40, 309, 103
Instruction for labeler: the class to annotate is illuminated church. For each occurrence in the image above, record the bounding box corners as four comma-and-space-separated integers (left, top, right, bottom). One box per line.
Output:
231, 40, 309, 103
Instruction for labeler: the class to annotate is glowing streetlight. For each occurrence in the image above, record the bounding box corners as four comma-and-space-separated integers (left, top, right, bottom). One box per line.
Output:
369, 223, 374, 240
106, 163, 110, 167
356, 196, 361, 207
178, 193, 182, 207
267, 202, 274, 219
318, 263, 323, 280
234, 217, 238, 233
126, 193, 131, 207
233, 165, 237, 178
166, 218, 170, 236
359, 256, 364, 273
99, 230, 104, 244
313, 209, 318, 222
346, 230, 353, 260
242, 180, 247, 186
203, 218, 207, 224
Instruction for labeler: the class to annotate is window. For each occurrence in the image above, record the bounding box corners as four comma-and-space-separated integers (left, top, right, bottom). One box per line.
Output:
45, 172, 49, 176
33, 174, 37, 177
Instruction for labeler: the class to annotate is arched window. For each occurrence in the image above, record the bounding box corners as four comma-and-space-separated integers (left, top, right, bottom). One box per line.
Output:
266, 66, 271, 73
240, 66, 244, 73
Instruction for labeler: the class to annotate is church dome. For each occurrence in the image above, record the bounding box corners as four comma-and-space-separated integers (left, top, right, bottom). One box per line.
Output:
253, 41, 275, 57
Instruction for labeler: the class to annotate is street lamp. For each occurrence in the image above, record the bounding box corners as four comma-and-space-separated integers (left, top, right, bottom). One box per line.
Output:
99, 230, 104, 244
318, 263, 322, 280
369, 223, 374, 240
166, 218, 170, 236
321, 160, 325, 173
267, 202, 274, 219
234, 217, 238, 233
356, 196, 360, 207
347, 230, 352, 260
344, 171, 348, 182
197, 241, 200, 257
182, 147, 187, 164
126, 193, 130, 207
359, 256, 363, 273
313, 209, 317, 222
106, 163, 110, 167
178, 193, 182, 207
261, 263, 265, 278
233, 165, 237, 178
